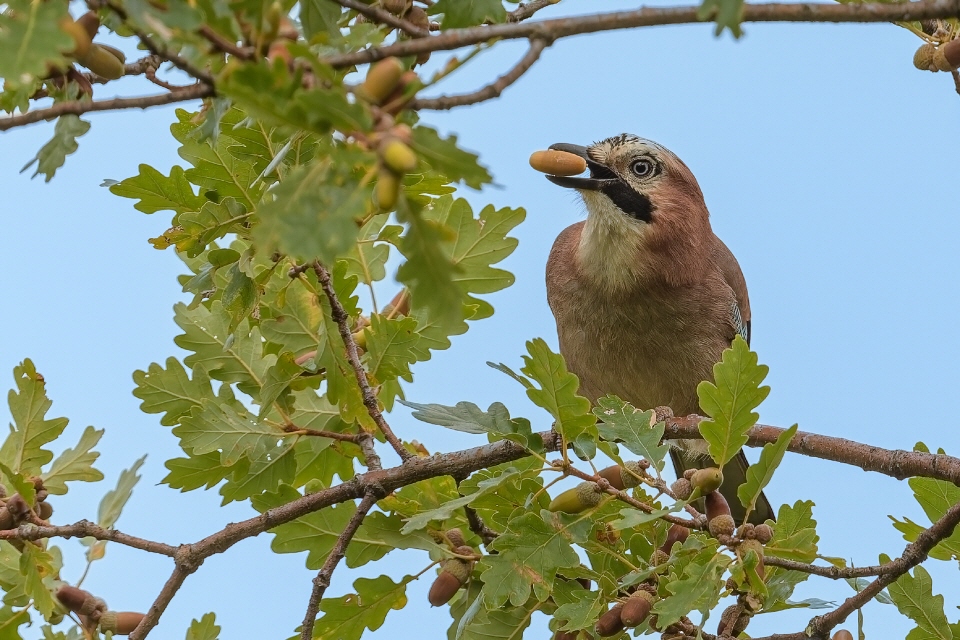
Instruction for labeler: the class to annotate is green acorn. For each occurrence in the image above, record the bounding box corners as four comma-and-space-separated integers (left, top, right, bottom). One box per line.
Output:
548, 482, 602, 514
690, 467, 723, 495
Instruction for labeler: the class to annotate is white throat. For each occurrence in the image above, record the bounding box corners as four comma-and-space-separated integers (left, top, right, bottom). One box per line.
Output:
577, 191, 650, 292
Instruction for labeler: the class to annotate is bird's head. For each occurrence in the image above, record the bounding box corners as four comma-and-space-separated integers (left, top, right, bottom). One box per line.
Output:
546, 134, 712, 289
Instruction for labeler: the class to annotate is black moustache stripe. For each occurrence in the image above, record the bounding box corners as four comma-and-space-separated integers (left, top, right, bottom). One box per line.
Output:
599, 180, 654, 223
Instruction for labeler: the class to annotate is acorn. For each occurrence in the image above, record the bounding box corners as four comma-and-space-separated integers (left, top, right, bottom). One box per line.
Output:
99, 611, 146, 635
405, 6, 429, 31
529, 150, 587, 177
381, 0, 410, 15
598, 461, 643, 491
670, 477, 692, 500
0, 507, 12, 530
77, 11, 101, 39
620, 591, 655, 627
56, 586, 97, 614
36, 501, 53, 521
548, 482, 603, 514
832, 631, 854, 640
704, 491, 731, 521
58, 17, 92, 59
552, 631, 579, 640
595, 603, 625, 637
97, 43, 126, 64
754, 523, 773, 544
36, 488, 48, 502
77, 44, 125, 79
740, 538, 765, 581
427, 559, 470, 606
6, 494, 30, 524
690, 467, 723, 495
708, 514, 735, 538
737, 523, 756, 540
415, 51, 431, 65
446, 528, 466, 548
375, 168, 400, 210
649, 549, 669, 566
380, 138, 417, 173
914, 43, 937, 71
658, 523, 689, 554
682, 468, 696, 480
717, 604, 750, 636
932, 42, 960, 72
359, 57, 404, 104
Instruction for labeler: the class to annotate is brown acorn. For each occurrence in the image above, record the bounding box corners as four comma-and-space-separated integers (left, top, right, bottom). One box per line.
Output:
690, 467, 723, 495
77, 11, 100, 39
56, 585, 97, 614
620, 591, 654, 627
704, 490, 731, 521
0, 507, 13, 530
58, 17, 92, 59
405, 6, 429, 31
360, 57, 404, 104
737, 523, 756, 540
708, 514, 735, 538
717, 604, 750, 636
598, 461, 643, 491
381, 0, 410, 15
427, 559, 470, 606
658, 523, 689, 554
670, 477, 692, 500
649, 549, 669, 566
832, 631, 854, 640
754, 523, 773, 544
595, 602, 625, 637
529, 150, 587, 177
99, 611, 146, 635
548, 482, 603, 514
36, 501, 53, 521
552, 631, 578, 640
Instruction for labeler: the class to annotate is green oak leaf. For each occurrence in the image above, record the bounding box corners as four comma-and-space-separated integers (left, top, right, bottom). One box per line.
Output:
402, 399, 541, 452
554, 588, 605, 631
697, 336, 770, 466
261, 276, 324, 357
653, 551, 729, 628
109, 164, 205, 214
0, 0, 72, 80
698, 0, 745, 37
0, 359, 69, 477
737, 423, 798, 518
889, 442, 960, 561
363, 315, 420, 384
163, 452, 236, 492
41, 426, 103, 495
346, 511, 442, 568
173, 400, 281, 465
310, 575, 411, 640
765, 500, 819, 563
161, 198, 251, 256
185, 612, 221, 640
132, 357, 215, 427
887, 563, 952, 640
18, 544, 56, 617
428, 0, 507, 28
480, 510, 593, 607
343, 214, 394, 286
521, 338, 597, 460
593, 395, 669, 471
218, 439, 297, 504
98, 456, 146, 529
258, 352, 303, 413
409, 127, 491, 189
400, 467, 523, 534
459, 599, 538, 640
20, 115, 90, 182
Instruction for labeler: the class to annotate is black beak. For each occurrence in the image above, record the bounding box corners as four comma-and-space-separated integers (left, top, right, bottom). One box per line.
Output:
544, 143, 617, 191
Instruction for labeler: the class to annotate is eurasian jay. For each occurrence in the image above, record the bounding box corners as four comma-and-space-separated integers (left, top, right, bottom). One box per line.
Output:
543, 134, 774, 525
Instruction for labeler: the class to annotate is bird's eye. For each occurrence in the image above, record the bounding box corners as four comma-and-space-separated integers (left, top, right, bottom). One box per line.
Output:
631, 159, 655, 178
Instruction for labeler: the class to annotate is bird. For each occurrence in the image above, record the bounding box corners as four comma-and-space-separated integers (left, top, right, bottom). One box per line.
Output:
542, 133, 774, 525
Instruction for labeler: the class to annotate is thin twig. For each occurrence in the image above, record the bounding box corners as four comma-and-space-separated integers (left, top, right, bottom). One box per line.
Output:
334, 0, 430, 37
509, 0, 561, 22
29, 55, 165, 100
764, 557, 898, 579
313, 261, 414, 464
299, 492, 378, 640
323, 0, 960, 68
411, 37, 549, 110
0, 84, 212, 131
805, 498, 960, 637
463, 505, 499, 546
198, 24, 255, 60
281, 424, 362, 443
0, 520, 176, 556
145, 67, 190, 91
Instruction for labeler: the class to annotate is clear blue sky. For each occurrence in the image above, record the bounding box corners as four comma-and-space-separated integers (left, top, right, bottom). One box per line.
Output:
2, 0, 959, 637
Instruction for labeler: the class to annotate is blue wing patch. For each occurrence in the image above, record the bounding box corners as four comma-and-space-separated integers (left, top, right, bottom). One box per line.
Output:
731, 301, 750, 345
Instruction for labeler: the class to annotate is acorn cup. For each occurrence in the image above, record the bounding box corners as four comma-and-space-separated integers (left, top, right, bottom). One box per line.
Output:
99, 611, 146, 635
445, 527, 466, 548
708, 514, 735, 538
670, 477, 692, 500
754, 523, 774, 544
358, 57, 404, 104
717, 604, 751, 636
690, 467, 723, 495
6, 494, 30, 524
620, 591, 655, 627
595, 602, 625, 637
914, 43, 937, 71
427, 558, 471, 606
597, 461, 643, 491
548, 482, 603, 514
739, 538, 766, 582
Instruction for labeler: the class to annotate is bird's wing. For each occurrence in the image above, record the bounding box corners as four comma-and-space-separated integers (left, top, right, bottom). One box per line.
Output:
712, 237, 751, 346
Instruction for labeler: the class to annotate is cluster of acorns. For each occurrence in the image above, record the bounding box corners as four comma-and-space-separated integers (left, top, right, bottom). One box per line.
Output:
56, 12, 127, 93
353, 57, 423, 210
0, 476, 54, 535
56, 585, 146, 635
913, 39, 960, 72
427, 528, 478, 606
